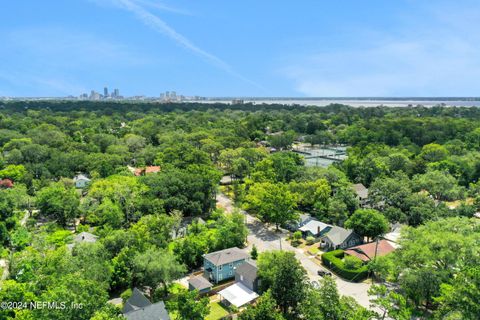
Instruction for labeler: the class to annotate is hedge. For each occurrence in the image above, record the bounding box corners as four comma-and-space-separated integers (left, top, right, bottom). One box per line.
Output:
321, 250, 369, 282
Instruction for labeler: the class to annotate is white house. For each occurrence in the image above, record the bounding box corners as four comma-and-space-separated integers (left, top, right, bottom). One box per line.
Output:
73, 174, 91, 189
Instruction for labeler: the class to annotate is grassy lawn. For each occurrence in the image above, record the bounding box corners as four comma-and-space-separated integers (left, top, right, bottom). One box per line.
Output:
206, 302, 229, 320
308, 246, 320, 255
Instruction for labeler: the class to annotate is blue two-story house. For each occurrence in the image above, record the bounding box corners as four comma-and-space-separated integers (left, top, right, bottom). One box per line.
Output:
203, 247, 249, 283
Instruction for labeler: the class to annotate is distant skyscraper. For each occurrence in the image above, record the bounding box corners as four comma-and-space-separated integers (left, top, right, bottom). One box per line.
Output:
165, 91, 170, 99
104, 87, 109, 98
171, 91, 177, 100
90, 90, 100, 100
113, 88, 119, 98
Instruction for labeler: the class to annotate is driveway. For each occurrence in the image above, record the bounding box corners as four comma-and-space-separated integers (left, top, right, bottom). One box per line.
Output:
216, 192, 373, 310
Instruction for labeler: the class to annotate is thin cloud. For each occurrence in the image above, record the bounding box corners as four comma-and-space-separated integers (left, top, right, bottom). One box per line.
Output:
8, 27, 148, 68
132, 0, 193, 16
105, 0, 265, 91
282, 3, 480, 97
0, 69, 87, 97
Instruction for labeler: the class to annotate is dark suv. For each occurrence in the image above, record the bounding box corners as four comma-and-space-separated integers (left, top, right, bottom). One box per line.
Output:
317, 270, 332, 277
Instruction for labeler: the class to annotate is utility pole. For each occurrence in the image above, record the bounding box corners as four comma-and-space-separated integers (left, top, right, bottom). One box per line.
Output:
372, 236, 381, 283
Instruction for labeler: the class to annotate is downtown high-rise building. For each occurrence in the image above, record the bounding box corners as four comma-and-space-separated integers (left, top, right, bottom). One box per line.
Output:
89, 90, 100, 100
104, 87, 109, 97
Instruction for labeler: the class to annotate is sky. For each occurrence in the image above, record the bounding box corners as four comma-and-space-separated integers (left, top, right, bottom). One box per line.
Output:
1, 0, 480, 97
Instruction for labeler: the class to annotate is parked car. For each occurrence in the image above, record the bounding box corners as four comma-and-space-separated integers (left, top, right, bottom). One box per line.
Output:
310, 280, 320, 289
317, 270, 332, 277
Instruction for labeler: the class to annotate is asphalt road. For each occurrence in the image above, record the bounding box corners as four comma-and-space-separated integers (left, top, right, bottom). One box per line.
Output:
216, 192, 373, 309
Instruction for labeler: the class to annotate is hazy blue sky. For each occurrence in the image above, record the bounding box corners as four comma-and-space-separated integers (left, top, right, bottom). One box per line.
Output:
1, 0, 479, 97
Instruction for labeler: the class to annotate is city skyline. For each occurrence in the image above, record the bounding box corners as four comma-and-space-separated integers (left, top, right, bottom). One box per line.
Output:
1, 1, 480, 97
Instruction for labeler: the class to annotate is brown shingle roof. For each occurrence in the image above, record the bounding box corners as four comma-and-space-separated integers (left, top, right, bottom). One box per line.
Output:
145, 166, 161, 174
345, 240, 395, 262
131, 166, 161, 176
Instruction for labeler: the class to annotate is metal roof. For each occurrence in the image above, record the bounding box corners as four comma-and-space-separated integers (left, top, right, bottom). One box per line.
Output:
218, 282, 259, 308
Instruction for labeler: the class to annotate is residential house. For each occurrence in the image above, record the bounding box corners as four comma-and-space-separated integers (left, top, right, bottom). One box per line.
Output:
73, 174, 91, 189
123, 287, 170, 320
320, 226, 363, 251
0, 179, 13, 189
203, 247, 249, 283
382, 223, 403, 248
284, 213, 313, 232
128, 166, 161, 177
67, 232, 98, 250
352, 183, 369, 206
219, 260, 259, 308
188, 275, 213, 294
299, 219, 332, 238
344, 240, 396, 262
235, 260, 259, 292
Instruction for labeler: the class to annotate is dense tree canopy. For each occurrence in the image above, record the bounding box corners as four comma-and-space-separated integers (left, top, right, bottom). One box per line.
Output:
1, 101, 480, 319
344, 209, 389, 241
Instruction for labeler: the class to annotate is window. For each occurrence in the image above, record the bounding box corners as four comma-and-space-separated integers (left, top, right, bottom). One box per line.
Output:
240, 275, 244, 281
229, 270, 233, 276
218, 274, 223, 281
219, 265, 223, 271
229, 263, 233, 268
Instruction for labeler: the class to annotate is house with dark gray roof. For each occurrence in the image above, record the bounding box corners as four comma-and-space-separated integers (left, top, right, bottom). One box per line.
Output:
123, 288, 170, 320
188, 275, 213, 294
235, 260, 259, 292
320, 226, 363, 251
203, 247, 249, 283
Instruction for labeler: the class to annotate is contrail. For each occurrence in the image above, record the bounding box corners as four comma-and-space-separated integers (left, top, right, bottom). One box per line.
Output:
112, 0, 265, 91
131, 0, 192, 16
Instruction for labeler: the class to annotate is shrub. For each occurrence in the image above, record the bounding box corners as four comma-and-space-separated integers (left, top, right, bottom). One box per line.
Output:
251, 244, 258, 260
321, 250, 368, 281
306, 236, 315, 245
344, 255, 363, 270
291, 231, 303, 246
46, 230, 73, 247
76, 224, 91, 233
293, 231, 302, 241
120, 288, 132, 302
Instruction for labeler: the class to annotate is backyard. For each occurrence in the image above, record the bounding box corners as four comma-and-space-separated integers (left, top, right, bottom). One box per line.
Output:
206, 301, 229, 320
